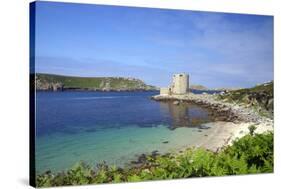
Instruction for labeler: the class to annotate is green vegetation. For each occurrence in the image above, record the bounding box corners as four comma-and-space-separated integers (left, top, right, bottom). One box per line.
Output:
36, 131, 273, 187
217, 81, 273, 118
248, 125, 257, 136
35, 73, 157, 91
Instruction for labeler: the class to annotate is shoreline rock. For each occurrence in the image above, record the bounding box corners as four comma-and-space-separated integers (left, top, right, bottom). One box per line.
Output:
151, 93, 273, 125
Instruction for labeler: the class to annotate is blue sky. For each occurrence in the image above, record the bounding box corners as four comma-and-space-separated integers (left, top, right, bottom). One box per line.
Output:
34, 1, 273, 88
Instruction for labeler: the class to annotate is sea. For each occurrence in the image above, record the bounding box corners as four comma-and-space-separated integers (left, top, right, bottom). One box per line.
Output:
35, 91, 216, 174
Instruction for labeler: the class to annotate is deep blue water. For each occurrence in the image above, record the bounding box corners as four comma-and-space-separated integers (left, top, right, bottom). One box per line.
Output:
36, 91, 214, 137
37, 91, 161, 136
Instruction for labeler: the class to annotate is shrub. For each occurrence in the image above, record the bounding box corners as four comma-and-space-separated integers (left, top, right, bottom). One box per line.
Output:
36, 132, 273, 187
248, 125, 257, 136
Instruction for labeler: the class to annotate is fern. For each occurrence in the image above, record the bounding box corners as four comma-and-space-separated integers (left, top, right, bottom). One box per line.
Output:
36, 132, 273, 187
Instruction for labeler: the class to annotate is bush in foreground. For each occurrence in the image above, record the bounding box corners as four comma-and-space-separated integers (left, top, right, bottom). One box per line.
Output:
36, 132, 273, 187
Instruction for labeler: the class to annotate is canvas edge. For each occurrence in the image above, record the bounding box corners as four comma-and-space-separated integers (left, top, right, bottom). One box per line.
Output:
29, 1, 36, 187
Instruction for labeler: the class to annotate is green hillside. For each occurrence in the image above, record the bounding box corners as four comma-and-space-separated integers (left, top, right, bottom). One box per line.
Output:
35, 73, 158, 91
217, 81, 273, 117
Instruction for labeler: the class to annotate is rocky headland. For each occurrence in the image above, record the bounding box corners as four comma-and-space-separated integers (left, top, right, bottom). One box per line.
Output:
35, 73, 158, 92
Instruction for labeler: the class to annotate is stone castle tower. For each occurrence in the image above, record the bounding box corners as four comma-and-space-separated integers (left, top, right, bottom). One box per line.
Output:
171, 73, 189, 95
160, 73, 189, 95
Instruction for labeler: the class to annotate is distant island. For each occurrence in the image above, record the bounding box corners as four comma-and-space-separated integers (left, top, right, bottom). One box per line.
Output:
189, 84, 208, 90
190, 84, 241, 91
35, 73, 158, 91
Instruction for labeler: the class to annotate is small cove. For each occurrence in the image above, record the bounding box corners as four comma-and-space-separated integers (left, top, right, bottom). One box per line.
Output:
36, 91, 216, 174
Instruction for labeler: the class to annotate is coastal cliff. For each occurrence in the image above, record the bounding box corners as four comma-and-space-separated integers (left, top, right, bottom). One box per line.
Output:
35, 73, 158, 91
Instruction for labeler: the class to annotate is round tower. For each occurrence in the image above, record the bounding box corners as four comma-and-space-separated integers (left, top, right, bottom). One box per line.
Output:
172, 73, 189, 95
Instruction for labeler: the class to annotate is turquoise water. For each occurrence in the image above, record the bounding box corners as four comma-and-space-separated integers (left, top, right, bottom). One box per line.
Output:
35, 91, 213, 174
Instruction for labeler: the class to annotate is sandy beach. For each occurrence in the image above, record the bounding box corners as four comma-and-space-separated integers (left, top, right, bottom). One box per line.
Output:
194, 121, 273, 152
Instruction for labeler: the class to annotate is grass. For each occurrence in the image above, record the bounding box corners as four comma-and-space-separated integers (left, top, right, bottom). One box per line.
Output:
36, 130, 273, 187
36, 73, 156, 90
219, 82, 273, 101
217, 81, 273, 118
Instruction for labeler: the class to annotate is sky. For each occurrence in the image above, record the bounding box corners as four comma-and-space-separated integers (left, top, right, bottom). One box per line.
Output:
33, 1, 273, 88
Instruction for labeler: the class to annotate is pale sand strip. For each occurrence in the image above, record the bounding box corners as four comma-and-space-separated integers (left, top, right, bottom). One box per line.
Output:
193, 121, 273, 152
